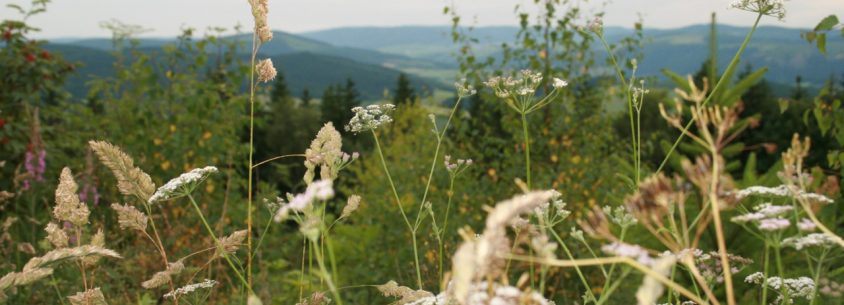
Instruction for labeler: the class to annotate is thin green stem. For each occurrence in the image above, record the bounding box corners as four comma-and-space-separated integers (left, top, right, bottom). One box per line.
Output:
762, 243, 769, 305
186, 194, 253, 295
597, 34, 637, 185
371, 131, 422, 289
811, 249, 828, 305
311, 239, 344, 305
548, 229, 597, 302
247, 31, 258, 289
521, 113, 532, 189
418, 97, 462, 211
656, 13, 763, 174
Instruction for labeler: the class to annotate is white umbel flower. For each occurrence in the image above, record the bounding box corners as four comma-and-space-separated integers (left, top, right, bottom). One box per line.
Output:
552, 78, 568, 89
149, 166, 218, 203
345, 104, 396, 133
783, 233, 837, 250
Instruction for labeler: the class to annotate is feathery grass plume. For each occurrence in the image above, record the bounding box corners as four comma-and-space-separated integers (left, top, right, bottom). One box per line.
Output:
0, 191, 13, 203
295, 292, 330, 305
110, 203, 148, 231
340, 195, 361, 219
82, 229, 105, 267
377, 280, 434, 305
44, 222, 68, 248
216, 230, 247, 257
636, 255, 677, 305
141, 260, 184, 289
54, 167, 90, 226
247, 0, 271, 42
0, 267, 54, 300
88, 140, 156, 201
451, 191, 556, 304
23, 245, 121, 271
68, 287, 108, 305
256, 58, 276, 83
148, 166, 218, 203
304, 122, 343, 184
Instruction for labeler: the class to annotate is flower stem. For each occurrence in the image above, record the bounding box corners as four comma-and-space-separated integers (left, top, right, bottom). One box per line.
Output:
371, 131, 422, 289
521, 112, 532, 189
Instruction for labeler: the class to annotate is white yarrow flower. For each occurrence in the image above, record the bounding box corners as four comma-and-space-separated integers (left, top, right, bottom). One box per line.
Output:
149, 166, 218, 203
552, 78, 568, 89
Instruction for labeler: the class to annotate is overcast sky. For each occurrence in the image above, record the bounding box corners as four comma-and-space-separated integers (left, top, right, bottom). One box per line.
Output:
7, 0, 841, 38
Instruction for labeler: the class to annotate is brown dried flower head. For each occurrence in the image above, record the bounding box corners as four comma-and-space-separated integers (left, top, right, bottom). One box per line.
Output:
217, 230, 247, 257
256, 58, 277, 83
68, 287, 108, 305
304, 122, 343, 184
578, 205, 614, 240
377, 280, 433, 305
624, 173, 685, 226
340, 195, 361, 219
54, 167, 90, 226
141, 260, 184, 289
111, 203, 148, 232
681, 155, 738, 208
44, 222, 69, 248
89, 141, 156, 201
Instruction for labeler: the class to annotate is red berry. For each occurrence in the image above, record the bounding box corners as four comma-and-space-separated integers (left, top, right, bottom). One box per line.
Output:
25, 53, 35, 62
2, 31, 10, 41
0, 118, 5, 129
40, 50, 50, 60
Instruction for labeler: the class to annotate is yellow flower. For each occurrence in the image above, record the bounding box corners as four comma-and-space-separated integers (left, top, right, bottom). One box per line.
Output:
205, 182, 215, 193
169, 124, 177, 133
202, 131, 213, 140
161, 161, 171, 170
153, 138, 163, 146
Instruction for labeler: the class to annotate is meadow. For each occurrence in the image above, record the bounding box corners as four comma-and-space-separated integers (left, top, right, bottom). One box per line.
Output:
2, 0, 844, 304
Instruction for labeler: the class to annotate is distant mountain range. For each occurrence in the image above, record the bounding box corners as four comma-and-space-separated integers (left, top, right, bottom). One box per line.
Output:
45, 24, 843, 101
301, 25, 844, 86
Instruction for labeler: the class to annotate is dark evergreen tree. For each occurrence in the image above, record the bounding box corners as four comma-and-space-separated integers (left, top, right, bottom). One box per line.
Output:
301, 88, 312, 106
792, 75, 807, 101
393, 73, 416, 105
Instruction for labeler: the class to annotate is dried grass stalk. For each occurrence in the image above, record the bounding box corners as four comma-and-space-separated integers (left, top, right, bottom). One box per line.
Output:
68, 287, 108, 305
89, 140, 155, 201
110, 203, 148, 231
54, 167, 90, 226
141, 260, 184, 289
376, 280, 433, 305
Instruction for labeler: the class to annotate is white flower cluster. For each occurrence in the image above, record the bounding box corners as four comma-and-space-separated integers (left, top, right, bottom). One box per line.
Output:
819, 278, 844, 298
602, 242, 653, 265
273, 180, 334, 222
405, 282, 552, 305
444, 155, 473, 175
663, 249, 753, 284
454, 79, 477, 98
483, 70, 567, 99
345, 104, 396, 134
731, 203, 793, 232
149, 166, 218, 203
735, 185, 833, 204
798, 218, 816, 232
782, 233, 837, 250
730, 0, 787, 20
534, 190, 570, 223
745, 272, 815, 304
603, 205, 638, 228
164, 279, 218, 299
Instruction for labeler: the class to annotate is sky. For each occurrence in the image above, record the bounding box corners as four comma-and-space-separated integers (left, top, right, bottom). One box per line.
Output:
5, 0, 841, 39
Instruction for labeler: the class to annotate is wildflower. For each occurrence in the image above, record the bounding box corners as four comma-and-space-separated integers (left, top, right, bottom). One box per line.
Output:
797, 218, 816, 232
164, 279, 218, 299
735, 185, 833, 204
256, 58, 277, 83
624, 173, 683, 226
444, 155, 473, 176
454, 79, 477, 98
247, 0, 272, 42
757, 218, 790, 232
587, 16, 603, 34
603, 205, 638, 228
745, 272, 815, 304
345, 104, 395, 133
273, 180, 335, 221
552, 77, 568, 89
730, 0, 787, 20
602, 242, 653, 265
782, 233, 837, 250
691, 250, 753, 284
296, 291, 331, 305
148, 166, 218, 203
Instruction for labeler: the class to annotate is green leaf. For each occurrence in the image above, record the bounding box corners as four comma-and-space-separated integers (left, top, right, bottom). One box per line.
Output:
743, 152, 758, 184
661, 69, 691, 92
778, 99, 790, 114
817, 33, 827, 55
815, 15, 839, 32
722, 67, 767, 106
